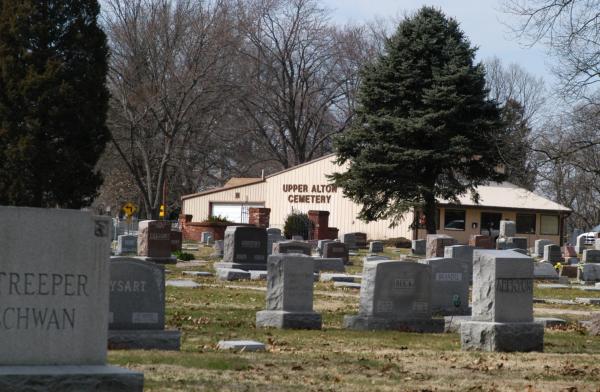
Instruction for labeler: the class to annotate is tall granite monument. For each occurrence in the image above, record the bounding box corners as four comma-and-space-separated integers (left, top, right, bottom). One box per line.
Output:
0, 206, 143, 391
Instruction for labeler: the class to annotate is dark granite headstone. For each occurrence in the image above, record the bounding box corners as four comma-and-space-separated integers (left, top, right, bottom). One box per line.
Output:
272, 240, 312, 256
109, 258, 165, 330
116, 234, 137, 255
170, 231, 182, 252
322, 241, 349, 263
217, 226, 268, 270
108, 257, 180, 351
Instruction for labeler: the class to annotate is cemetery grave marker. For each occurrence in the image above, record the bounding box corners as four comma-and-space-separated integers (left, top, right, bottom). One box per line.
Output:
420, 258, 470, 315
344, 261, 443, 332
256, 255, 322, 329
116, 234, 137, 255
534, 240, 553, 258
460, 249, 543, 352
108, 257, 180, 350
137, 220, 175, 263
272, 240, 312, 256
369, 241, 384, 253
216, 226, 268, 271
543, 244, 562, 265
322, 241, 349, 263
412, 239, 426, 255
426, 235, 457, 258
0, 206, 142, 390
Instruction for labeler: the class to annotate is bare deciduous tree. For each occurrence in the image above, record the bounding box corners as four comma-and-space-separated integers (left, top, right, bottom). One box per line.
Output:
235, 0, 365, 168
503, 0, 600, 101
484, 57, 547, 189
103, 0, 235, 218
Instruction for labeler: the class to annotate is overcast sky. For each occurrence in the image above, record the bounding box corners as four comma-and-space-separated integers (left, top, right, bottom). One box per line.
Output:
322, 0, 554, 84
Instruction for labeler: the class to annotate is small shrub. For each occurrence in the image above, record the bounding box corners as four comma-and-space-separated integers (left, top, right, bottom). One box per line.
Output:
283, 210, 313, 239
174, 251, 195, 261
383, 237, 412, 248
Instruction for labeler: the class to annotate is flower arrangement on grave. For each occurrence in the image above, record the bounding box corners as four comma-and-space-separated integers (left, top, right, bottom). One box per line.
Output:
554, 262, 563, 271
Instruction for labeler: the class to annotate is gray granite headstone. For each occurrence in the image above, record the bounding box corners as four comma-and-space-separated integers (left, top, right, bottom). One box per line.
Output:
322, 241, 349, 263
0, 206, 142, 389
0, 207, 111, 364
201, 231, 213, 244
369, 241, 384, 253
460, 249, 543, 352
108, 257, 180, 351
499, 220, 516, 237
317, 239, 335, 256
342, 232, 367, 250
533, 240, 553, 257
267, 227, 282, 236
506, 237, 528, 251
583, 249, 600, 263
109, 258, 165, 330
272, 240, 312, 256
578, 264, 600, 282
363, 255, 390, 263
412, 239, 426, 255
444, 245, 474, 283
543, 244, 562, 265
420, 258, 469, 315
116, 234, 138, 255
212, 240, 224, 257
267, 233, 285, 255
533, 262, 559, 280
575, 233, 587, 254
343, 261, 443, 332
256, 255, 321, 329
312, 257, 345, 272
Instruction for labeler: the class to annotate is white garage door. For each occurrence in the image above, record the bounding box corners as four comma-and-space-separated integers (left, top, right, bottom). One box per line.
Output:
211, 203, 264, 223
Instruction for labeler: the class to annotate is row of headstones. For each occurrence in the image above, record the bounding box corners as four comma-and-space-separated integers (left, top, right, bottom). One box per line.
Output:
214, 226, 384, 274
116, 220, 182, 262
255, 250, 541, 352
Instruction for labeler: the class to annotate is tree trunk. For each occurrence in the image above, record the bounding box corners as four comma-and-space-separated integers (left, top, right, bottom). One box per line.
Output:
423, 192, 437, 234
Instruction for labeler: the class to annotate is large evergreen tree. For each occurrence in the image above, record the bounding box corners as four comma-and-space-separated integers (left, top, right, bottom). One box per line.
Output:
0, 0, 109, 208
330, 7, 506, 234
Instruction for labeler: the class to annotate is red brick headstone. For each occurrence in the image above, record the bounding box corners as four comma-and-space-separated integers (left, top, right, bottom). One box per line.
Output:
426, 234, 457, 258
563, 245, 577, 258
469, 234, 494, 249
138, 220, 171, 258
308, 210, 330, 240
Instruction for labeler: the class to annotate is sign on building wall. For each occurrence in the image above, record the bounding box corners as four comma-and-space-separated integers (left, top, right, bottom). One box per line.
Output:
283, 184, 338, 204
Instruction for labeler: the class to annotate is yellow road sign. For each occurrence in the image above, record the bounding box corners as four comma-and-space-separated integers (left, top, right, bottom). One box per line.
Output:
122, 202, 137, 218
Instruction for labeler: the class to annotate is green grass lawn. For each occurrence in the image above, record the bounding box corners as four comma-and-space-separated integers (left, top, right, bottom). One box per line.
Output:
108, 246, 600, 391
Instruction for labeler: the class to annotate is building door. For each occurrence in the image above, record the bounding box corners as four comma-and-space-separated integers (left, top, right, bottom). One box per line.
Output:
211, 203, 264, 223
480, 212, 502, 238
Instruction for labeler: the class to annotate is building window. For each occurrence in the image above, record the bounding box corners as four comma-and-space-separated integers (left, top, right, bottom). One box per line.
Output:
516, 213, 536, 234
444, 209, 465, 231
417, 209, 440, 230
480, 212, 502, 236
540, 214, 559, 235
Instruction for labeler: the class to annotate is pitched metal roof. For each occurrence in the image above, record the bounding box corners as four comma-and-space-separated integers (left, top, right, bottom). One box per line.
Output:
439, 182, 571, 212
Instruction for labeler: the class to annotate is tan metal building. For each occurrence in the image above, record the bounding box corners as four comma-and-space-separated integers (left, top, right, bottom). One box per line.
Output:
181, 154, 571, 244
